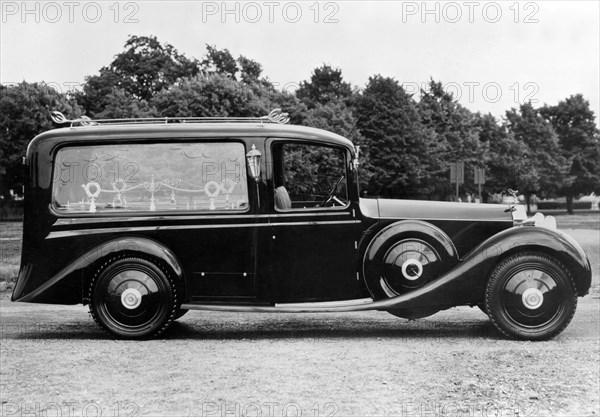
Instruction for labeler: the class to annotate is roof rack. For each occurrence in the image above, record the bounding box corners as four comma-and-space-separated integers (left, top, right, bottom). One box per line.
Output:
50, 108, 290, 127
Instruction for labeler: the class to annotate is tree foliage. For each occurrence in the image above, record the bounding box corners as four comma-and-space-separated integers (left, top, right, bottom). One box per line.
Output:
303, 101, 371, 190
474, 113, 527, 193
505, 103, 567, 199
94, 88, 155, 119
202, 45, 238, 79
0, 82, 82, 197
296, 65, 353, 108
237, 55, 263, 84
540, 95, 600, 212
3, 35, 598, 213
77, 35, 199, 115
418, 80, 487, 199
151, 74, 267, 117
355, 76, 432, 198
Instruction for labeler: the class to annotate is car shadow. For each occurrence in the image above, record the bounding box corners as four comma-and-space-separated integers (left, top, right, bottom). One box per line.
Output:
0, 314, 505, 341
164, 316, 503, 341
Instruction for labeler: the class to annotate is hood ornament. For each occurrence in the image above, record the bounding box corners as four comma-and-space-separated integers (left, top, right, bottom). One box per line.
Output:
504, 189, 519, 213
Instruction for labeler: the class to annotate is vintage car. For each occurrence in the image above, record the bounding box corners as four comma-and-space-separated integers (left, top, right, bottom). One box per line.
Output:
12, 110, 591, 340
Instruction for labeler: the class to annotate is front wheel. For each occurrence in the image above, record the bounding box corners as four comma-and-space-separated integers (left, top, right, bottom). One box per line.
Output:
485, 252, 577, 341
174, 308, 189, 320
89, 257, 178, 339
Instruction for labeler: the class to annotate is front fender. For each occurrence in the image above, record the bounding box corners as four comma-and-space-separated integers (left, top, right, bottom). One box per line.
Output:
466, 225, 591, 296
12, 236, 184, 304
372, 225, 592, 313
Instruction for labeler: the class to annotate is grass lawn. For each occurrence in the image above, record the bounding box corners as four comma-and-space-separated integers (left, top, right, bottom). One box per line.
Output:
0, 222, 21, 291
553, 212, 600, 230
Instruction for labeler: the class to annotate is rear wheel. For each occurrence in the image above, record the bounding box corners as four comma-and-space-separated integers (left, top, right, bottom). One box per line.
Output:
89, 257, 178, 339
485, 252, 577, 340
477, 303, 488, 315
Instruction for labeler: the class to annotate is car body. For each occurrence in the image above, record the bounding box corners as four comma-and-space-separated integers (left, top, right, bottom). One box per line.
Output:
12, 110, 592, 340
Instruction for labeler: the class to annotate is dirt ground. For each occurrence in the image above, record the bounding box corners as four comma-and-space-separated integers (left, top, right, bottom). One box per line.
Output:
1, 226, 599, 417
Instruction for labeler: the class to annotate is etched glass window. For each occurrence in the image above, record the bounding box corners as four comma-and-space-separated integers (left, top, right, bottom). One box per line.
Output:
52, 142, 248, 214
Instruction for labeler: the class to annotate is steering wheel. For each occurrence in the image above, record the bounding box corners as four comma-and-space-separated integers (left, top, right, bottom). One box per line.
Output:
319, 175, 345, 207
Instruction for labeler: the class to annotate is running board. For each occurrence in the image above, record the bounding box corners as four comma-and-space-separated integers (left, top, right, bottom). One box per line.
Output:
181, 261, 481, 314
181, 298, 375, 313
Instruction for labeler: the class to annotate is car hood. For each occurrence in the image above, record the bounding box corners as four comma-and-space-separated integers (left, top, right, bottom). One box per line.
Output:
360, 198, 513, 222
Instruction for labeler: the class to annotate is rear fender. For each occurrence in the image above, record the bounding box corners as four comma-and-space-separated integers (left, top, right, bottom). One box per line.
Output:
12, 237, 184, 304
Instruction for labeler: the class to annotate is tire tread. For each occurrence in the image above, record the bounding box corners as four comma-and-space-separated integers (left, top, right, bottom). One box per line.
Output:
485, 251, 577, 340
88, 255, 178, 339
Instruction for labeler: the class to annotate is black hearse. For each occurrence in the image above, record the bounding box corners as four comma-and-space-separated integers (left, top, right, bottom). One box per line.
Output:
12, 110, 591, 340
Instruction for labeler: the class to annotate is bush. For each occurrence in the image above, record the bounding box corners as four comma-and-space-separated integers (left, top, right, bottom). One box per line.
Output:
537, 201, 592, 210
0, 199, 23, 221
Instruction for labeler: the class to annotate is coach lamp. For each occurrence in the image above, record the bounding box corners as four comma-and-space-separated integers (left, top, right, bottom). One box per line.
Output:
352, 146, 360, 171
246, 144, 262, 181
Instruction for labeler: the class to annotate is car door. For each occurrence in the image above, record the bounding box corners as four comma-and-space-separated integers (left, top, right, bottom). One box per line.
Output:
265, 139, 364, 303
145, 140, 264, 302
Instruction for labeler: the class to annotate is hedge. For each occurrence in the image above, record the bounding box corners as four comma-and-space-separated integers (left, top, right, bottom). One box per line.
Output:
537, 201, 593, 210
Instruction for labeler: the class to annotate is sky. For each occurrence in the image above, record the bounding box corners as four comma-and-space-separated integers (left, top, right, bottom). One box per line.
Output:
1, 1, 599, 124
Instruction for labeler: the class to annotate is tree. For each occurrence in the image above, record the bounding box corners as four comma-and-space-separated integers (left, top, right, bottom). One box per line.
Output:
75, 68, 124, 116
303, 101, 371, 190
505, 103, 567, 212
296, 65, 353, 107
202, 45, 238, 79
77, 35, 199, 115
93, 88, 156, 119
355, 76, 432, 198
417, 80, 487, 200
540, 94, 600, 213
474, 113, 528, 195
151, 74, 267, 117
0, 82, 82, 197
241, 78, 309, 125
237, 55, 263, 84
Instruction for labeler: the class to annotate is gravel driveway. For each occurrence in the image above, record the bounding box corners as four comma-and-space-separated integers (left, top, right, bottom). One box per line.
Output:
1, 228, 598, 417
2, 297, 599, 416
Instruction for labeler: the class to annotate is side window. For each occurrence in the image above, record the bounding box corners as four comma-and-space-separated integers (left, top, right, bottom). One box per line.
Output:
272, 142, 348, 210
52, 142, 249, 214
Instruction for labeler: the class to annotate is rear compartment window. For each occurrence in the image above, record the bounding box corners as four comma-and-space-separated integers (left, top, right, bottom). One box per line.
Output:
52, 142, 249, 214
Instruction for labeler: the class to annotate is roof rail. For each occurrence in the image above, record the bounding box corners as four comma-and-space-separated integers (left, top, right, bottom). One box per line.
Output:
50, 109, 290, 127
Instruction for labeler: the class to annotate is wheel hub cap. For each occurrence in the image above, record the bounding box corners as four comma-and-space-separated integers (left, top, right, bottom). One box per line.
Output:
121, 288, 142, 309
401, 259, 423, 281
522, 288, 544, 310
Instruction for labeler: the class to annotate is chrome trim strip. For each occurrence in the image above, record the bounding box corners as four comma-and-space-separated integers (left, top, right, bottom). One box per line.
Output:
47, 220, 361, 239
275, 298, 373, 308
275, 204, 351, 213
266, 221, 360, 227
270, 212, 352, 218
53, 211, 351, 226
181, 298, 375, 313
54, 214, 259, 225
378, 217, 512, 222
54, 213, 505, 226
